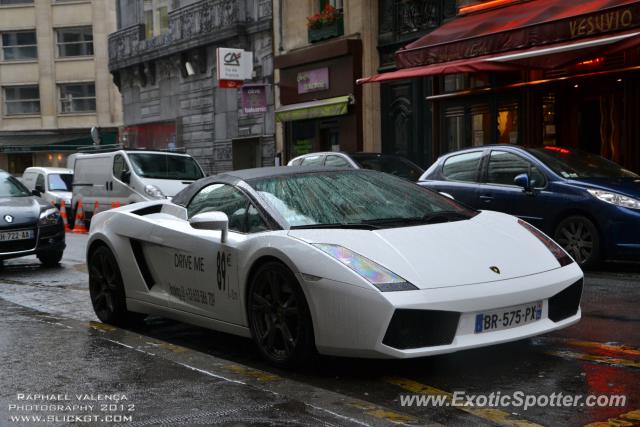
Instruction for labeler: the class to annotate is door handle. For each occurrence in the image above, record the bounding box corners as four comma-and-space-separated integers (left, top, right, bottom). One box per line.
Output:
105, 181, 110, 191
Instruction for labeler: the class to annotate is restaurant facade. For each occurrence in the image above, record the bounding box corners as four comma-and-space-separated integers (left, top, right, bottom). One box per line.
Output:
362, 0, 640, 173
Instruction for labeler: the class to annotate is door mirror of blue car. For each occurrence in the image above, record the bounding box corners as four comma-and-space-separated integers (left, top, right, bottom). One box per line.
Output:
514, 173, 531, 192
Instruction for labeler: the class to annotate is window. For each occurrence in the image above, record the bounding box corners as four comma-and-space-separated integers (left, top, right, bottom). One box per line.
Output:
300, 155, 324, 166
187, 183, 267, 233
56, 27, 93, 57
0, 0, 33, 5
4, 85, 40, 115
144, 0, 170, 39
320, 0, 343, 10
486, 151, 545, 187
59, 83, 96, 113
1, 31, 37, 61
48, 174, 73, 191
112, 155, 129, 179
35, 174, 45, 191
442, 152, 483, 183
324, 155, 350, 167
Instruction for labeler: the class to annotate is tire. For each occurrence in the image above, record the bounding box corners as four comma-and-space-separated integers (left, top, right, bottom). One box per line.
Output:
89, 245, 145, 327
247, 261, 315, 367
554, 215, 601, 269
37, 250, 63, 267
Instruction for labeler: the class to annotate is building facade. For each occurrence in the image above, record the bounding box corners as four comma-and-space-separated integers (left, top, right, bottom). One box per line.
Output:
0, 0, 122, 174
109, 0, 274, 175
272, 0, 380, 163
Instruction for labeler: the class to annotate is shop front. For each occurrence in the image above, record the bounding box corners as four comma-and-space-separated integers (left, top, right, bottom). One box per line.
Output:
274, 39, 362, 161
361, 0, 640, 172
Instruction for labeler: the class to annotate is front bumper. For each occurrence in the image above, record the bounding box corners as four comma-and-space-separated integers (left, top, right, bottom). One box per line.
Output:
301, 263, 583, 359
0, 222, 65, 261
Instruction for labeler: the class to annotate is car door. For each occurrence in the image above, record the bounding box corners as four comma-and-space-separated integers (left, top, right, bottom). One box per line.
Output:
110, 154, 132, 207
429, 151, 484, 207
478, 150, 550, 228
147, 183, 266, 325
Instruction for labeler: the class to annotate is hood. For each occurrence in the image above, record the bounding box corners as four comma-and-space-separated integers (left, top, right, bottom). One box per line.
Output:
49, 191, 72, 201
0, 196, 48, 228
136, 177, 195, 198
567, 177, 640, 199
288, 211, 561, 290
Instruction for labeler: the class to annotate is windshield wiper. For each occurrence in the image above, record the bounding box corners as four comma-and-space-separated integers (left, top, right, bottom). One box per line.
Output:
420, 211, 469, 224
290, 223, 380, 230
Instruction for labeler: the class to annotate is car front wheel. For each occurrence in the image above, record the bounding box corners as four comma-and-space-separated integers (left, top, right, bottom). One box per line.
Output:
37, 250, 63, 267
247, 261, 315, 367
554, 215, 600, 268
89, 245, 144, 327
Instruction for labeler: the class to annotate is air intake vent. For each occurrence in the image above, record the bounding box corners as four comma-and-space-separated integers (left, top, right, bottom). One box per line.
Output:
548, 279, 583, 322
130, 239, 156, 290
383, 309, 460, 349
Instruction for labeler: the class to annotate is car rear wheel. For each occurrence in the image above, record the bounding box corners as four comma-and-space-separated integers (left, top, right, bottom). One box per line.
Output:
89, 245, 145, 327
554, 216, 600, 268
38, 250, 63, 267
247, 261, 314, 367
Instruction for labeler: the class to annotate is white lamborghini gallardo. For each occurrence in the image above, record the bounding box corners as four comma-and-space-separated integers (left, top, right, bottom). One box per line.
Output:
87, 167, 583, 366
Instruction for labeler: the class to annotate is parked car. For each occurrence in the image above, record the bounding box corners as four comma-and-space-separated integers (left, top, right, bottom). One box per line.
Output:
419, 145, 640, 267
70, 150, 205, 220
0, 170, 65, 267
21, 167, 73, 209
287, 152, 424, 181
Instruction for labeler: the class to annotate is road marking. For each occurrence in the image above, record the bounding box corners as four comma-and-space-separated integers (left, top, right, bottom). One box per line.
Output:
86, 321, 117, 332
347, 402, 417, 425
224, 364, 281, 382
545, 350, 640, 369
538, 338, 640, 357
384, 376, 542, 427
584, 409, 640, 427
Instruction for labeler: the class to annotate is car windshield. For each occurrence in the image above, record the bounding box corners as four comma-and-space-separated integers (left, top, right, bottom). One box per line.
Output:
528, 147, 639, 179
128, 153, 204, 180
250, 170, 476, 228
350, 154, 424, 180
0, 173, 31, 197
48, 173, 73, 191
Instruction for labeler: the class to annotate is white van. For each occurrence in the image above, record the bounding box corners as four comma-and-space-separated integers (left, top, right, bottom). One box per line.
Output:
21, 167, 74, 208
70, 150, 205, 218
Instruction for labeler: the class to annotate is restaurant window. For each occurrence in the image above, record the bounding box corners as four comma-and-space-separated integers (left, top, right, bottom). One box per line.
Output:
443, 74, 465, 93
56, 27, 93, 57
444, 106, 465, 153
471, 104, 491, 146
58, 83, 96, 113
497, 102, 519, 144
3, 85, 40, 115
542, 93, 557, 146
1, 31, 37, 61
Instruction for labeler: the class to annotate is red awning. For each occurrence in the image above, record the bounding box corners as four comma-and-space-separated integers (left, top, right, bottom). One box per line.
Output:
359, 30, 640, 85
396, 0, 640, 69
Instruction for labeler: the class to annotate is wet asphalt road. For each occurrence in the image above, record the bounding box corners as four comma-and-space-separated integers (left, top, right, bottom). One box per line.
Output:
0, 233, 638, 426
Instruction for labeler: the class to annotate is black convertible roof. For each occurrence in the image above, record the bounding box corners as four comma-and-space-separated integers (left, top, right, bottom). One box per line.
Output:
219, 165, 353, 181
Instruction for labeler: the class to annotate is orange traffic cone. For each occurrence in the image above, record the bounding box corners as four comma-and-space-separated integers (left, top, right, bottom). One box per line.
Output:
94, 200, 100, 215
111, 201, 121, 209
59, 200, 71, 232
72, 201, 89, 234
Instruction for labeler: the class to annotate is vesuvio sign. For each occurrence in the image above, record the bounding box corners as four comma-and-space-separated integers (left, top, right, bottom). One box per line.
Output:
216, 48, 253, 85
297, 68, 329, 94
395, 3, 640, 68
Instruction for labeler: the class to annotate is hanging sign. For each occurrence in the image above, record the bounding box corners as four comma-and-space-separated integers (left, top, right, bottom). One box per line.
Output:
216, 48, 253, 88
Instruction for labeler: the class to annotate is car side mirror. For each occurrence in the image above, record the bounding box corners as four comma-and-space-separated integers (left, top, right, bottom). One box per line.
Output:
514, 173, 532, 192
32, 189, 42, 197
120, 170, 131, 184
189, 211, 228, 243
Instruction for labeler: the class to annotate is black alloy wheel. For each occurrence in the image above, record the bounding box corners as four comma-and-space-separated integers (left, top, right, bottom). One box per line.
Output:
554, 215, 600, 268
247, 262, 314, 366
89, 245, 144, 326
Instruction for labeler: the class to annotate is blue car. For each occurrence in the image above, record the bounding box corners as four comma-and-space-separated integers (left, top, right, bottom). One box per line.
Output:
419, 145, 640, 267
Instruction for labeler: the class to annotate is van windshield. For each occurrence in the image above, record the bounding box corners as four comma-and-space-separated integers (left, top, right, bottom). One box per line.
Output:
128, 153, 204, 181
48, 173, 73, 191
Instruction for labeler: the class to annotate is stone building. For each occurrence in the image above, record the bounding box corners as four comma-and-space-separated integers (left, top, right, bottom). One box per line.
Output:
0, 0, 121, 174
109, 0, 274, 174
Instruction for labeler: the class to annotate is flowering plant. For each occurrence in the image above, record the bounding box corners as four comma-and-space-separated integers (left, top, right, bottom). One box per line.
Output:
307, 4, 340, 29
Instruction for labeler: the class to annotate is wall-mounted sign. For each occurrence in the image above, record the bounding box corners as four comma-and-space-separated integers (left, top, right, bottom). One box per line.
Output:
297, 67, 329, 94
216, 48, 253, 88
241, 85, 268, 114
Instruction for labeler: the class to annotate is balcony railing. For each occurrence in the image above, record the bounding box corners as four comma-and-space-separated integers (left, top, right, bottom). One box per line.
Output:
108, 0, 240, 69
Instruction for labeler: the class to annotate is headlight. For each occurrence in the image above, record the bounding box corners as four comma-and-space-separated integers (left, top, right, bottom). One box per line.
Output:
518, 219, 573, 267
144, 184, 166, 199
39, 207, 61, 226
587, 189, 640, 209
312, 244, 418, 292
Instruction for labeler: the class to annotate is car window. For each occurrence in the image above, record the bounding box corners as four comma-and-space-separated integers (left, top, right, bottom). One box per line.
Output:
442, 152, 483, 182
487, 151, 545, 187
48, 173, 73, 191
351, 155, 423, 180
324, 155, 351, 168
113, 154, 129, 178
290, 158, 303, 166
301, 155, 324, 166
187, 183, 267, 233
35, 174, 45, 191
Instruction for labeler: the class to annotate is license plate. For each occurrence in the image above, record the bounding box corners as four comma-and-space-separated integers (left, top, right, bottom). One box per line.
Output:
0, 229, 34, 242
474, 301, 542, 334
